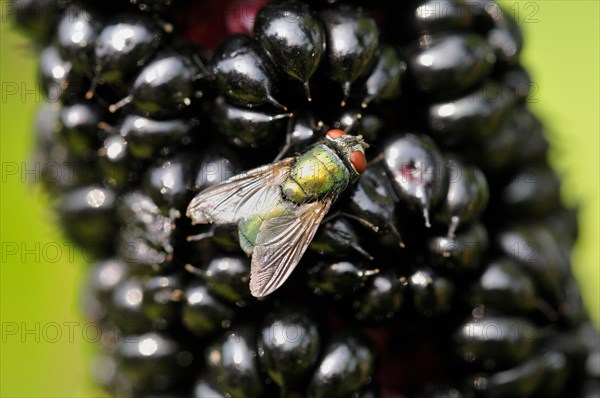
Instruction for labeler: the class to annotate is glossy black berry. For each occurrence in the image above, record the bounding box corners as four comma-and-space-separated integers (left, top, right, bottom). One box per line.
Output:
116, 332, 194, 393
33, 103, 66, 186
38, 45, 84, 103
57, 185, 117, 256
388, 1, 473, 40
383, 133, 448, 227
143, 152, 196, 214
428, 222, 488, 272
119, 115, 197, 159
307, 331, 375, 397
200, 256, 252, 303
211, 34, 285, 110
346, 163, 403, 245
110, 277, 153, 333
466, 351, 564, 397
352, 268, 404, 323
254, 1, 326, 100
92, 13, 163, 84
258, 308, 321, 390
98, 133, 133, 188
501, 162, 561, 218
407, 33, 495, 95
109, 50, 205, 116
474, 106, 547, 171
35, 149, 97, 197
435, 158, 489, 236
454, 313, 539, 368
356, 44, 406, 107
470, 257, 538, 314
408, 267, 453, 316
83, 258, 128, 321
480, 3, 523, 65
57, 102, 104, 158
9, 0, 65, 43
428, 80, 515, 146
306, 260, 378, 299
496, 224, 569, 307
193, 146, 242, 191
205, 325, 264, 398
181, 282, 235, 337
212, 97, 291, 147
310, 217, 372, 259
320, 5, 379, 101
142, 273, 183, 327
57, 4, 102, 72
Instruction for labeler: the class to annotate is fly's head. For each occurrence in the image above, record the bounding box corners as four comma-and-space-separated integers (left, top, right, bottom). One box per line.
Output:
325, 129, 369, 176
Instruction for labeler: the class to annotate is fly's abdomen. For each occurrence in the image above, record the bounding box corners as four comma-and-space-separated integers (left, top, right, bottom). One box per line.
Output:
282, 145, 350, 203
238, 199, 292, 254
238, 215, 264, 255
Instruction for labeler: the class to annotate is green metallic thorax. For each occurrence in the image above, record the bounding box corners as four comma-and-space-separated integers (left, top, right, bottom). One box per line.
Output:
281, 144, 351, 204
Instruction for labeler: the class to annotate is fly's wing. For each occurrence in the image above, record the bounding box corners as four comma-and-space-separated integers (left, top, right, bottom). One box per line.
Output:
249, 199, 333, 297
186, 158, 295, 225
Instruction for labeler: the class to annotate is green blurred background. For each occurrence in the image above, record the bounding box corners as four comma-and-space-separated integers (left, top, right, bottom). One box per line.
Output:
1, 1, 598, 396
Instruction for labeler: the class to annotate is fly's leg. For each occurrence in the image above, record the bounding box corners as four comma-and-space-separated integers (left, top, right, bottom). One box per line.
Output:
318, 212, 374, 260
369, 153, 385, 165
322, 211, 405, 248
322, 211, 380, 233
191, 53, 211, 81
273, 113, 322, 162
186, 224, 216, 242
273, 117, 295, 162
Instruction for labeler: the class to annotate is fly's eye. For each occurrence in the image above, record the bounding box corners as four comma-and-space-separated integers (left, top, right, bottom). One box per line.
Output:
350, 151, 367, 174
326, 129, 346, 140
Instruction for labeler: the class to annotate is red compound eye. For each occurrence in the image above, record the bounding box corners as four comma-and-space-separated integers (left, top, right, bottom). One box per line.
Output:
326, 129, 346, 139
350, 151, 367, 173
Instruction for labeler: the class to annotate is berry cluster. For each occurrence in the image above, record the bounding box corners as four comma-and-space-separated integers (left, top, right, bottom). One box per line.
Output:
11, 0, 598, 397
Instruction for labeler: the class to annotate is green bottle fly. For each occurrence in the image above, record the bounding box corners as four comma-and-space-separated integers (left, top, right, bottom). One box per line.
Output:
187, 129, 368, 297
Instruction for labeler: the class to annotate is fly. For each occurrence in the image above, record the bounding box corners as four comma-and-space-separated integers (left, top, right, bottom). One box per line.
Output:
186, 129, 369, 297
